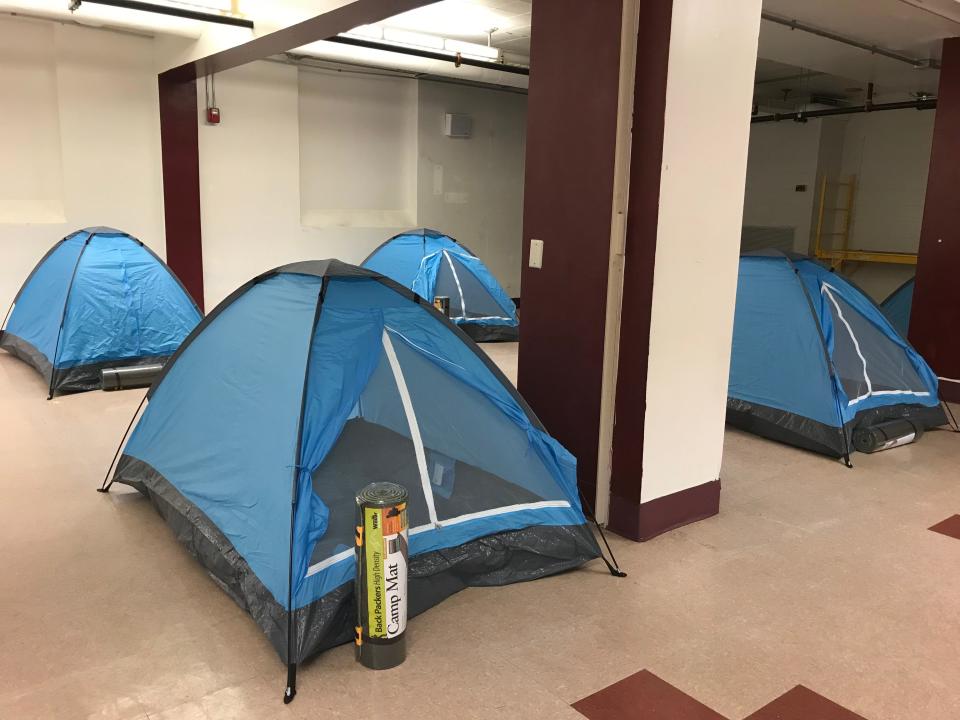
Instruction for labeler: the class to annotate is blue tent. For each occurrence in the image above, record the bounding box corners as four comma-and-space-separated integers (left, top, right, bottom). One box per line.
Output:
105, 260, 598, 691
362, 228, 519, 342
880, 277, 914, 337
0, 228, 201, 397
728, 251, 945, 458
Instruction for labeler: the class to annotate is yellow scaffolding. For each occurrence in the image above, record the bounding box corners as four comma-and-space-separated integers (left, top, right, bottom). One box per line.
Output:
812, 175, 918, 270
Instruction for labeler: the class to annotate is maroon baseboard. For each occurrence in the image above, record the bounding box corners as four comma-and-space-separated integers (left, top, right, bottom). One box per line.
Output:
607, 479, 721, 541
940, 379, 960, 404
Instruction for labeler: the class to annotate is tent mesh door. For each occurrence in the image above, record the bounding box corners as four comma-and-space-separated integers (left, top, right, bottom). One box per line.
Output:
432, 252, 510, 321
822, 284, 928, 406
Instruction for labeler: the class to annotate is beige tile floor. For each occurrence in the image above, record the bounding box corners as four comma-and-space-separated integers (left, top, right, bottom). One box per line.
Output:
1, 344, 959, 720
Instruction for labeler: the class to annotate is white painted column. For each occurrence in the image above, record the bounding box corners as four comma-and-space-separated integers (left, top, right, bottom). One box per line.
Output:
640, 0, 762, 505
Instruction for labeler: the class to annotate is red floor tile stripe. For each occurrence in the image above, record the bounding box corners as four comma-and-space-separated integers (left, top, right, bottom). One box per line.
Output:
929, 514, 960, 540
744, 685, 868, 720
571, 669, 729, 720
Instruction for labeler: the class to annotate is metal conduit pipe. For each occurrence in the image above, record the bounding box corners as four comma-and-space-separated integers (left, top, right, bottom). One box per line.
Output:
761, 10, 937, 68
70, 0, 253, 28
326, 35, 530, 76
752, 97, 937, 123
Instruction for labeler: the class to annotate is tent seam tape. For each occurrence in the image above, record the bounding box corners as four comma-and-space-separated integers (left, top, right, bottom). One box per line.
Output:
821, 282, 872, 403
381, 328, 439, 528
385, 325, 467, 374
304, 500, 573, 578
50, 235, 92, 392
443, 250, 467, 318
821, 282, 932, 407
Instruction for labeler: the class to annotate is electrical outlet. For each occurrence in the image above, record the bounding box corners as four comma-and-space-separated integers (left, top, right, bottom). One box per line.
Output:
529, 239, 544, 269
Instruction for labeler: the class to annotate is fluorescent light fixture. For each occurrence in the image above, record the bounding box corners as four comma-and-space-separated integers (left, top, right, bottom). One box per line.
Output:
386, 1, 513, 38
382, 27, 444, 50
343, 25, 504, 63
443, 38, 500, 61
346, 23, 384, 41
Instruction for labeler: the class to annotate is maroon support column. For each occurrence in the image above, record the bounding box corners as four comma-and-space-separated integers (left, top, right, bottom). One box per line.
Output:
518, 0, 624, 505
155, 0, 438, 314
912, 37, 960, 403
605, 0, 718, 542
159, 73, 204, 311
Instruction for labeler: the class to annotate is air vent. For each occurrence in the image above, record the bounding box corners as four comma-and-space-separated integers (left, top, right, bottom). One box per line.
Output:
443, 113, 473, 139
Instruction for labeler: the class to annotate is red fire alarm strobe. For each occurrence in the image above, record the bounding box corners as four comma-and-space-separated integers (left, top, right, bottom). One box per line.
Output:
206, 107, 221, 124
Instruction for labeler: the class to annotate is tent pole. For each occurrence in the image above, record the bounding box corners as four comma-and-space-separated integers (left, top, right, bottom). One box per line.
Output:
0, 300, 13, 336
833, 391, 854, 468
99, 393, 148, 492
942, 399, 960, 433
284, 277, 329, 703
1, 236, 75, 340
787, 258, 854, 468
577, 489, 627, 577
48, 236, 92, 399
283, 473, 298, 706
284, 663, 297, 704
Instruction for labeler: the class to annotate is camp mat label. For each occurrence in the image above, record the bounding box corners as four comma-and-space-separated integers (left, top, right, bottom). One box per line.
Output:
363, 503, 408, 639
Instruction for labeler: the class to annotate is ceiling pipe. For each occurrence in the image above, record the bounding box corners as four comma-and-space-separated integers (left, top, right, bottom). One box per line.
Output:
281, 52, 528, 95
326, 34, 529, 76
752, 97, 936, 123
69, 0, 254, 29
754, 69, 825, 86
761, 10, 937, 68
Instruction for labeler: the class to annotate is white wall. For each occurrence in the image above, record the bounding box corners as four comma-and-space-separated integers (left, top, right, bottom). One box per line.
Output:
299, 69, 418, 229
0, 18, 63, 225
197, 61, 406, 309
827, 111, 926, 300
839, 110, 934, 253
641, 0, 762, 503
199, 62, 527, 308
743, 120, 822, 252
742, 106, 933, 300
0, 15, 165, 313
0, 14, 528, 314
417, 81, 527, 297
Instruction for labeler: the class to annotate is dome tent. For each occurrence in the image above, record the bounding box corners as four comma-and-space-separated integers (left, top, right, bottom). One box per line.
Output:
728, 250, 946, 460
362, 228, 519, 342
103, 260, 599, 698
0, 228, 201, 397
880, 276, 915, 337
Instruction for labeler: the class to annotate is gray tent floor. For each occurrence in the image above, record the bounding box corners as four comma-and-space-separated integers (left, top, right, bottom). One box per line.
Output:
309, 418, 541, 565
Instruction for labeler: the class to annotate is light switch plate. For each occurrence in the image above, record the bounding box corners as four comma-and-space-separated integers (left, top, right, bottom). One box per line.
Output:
529, 239, 544, 269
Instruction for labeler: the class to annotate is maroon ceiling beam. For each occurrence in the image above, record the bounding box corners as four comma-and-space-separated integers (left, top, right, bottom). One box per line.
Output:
158, 0, 437, 309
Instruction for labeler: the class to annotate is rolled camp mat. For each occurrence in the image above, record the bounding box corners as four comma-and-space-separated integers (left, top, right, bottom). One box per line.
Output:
852, 418, 923, 453
355, 482, 409, 670
100, 364, 164, 391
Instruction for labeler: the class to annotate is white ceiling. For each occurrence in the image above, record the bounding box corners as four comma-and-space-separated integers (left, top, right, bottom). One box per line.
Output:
753, 58, 910, 112
763, 0, 960, 58
756, 0, 960, 103
5, 0, 960, 98
379, 0, 532, 62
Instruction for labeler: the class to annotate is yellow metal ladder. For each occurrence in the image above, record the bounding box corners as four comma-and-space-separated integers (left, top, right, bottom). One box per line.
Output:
814, 175, 857, 271
813, 174, 918, 269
